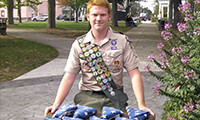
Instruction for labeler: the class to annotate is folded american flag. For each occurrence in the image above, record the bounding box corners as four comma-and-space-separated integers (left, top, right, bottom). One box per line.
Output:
73, 105, 97, 119
100, 106, 123, 119
53, 104, 77, 118
126, 107, 150, 120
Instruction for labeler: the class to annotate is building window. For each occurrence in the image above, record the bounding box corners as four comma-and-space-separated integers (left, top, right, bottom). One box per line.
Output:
1, 10, 5, 17
163, 7, 168, 18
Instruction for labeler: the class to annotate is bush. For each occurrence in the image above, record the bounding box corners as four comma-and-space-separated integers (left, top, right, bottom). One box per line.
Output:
145, 1, 200, 119
151, 17, 158, 22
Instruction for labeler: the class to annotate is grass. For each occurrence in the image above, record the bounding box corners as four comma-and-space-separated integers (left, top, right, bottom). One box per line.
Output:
8, 21, 133, 38
1, 21, 134, 81
0, 36, 58, 82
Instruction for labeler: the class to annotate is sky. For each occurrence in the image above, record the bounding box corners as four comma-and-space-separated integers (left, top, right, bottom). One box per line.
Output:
139, 0, 156, 12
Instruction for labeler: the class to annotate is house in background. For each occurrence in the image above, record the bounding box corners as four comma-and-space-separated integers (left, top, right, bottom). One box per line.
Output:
158, 0, 188, 19
0, 1, 126, 21
0, 0, 62, 21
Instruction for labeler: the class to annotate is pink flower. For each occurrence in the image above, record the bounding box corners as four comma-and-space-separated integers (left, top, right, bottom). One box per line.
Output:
195, 0, 200, 4
185, 69, 197, 80
178, 114, 183, 118
193, 27, 200, 36
161, 30, 173, 40
164, 23, 172, 29
181, 56, 190, 63
172, 47, 183, 56
184, 14, 193, 21
196, 100, 200, 107
147, 54, 155, 61
144, 65, 151, 71
159, 52, 166, 58
153, 84, 162, 94
157, 42, 164, 49
183, 103, 194, 112
177, 23, 188, 32
178, 2, 192, 13
166, 116, 176, 120
196, 101, 200, 108
161, 59, 170, 69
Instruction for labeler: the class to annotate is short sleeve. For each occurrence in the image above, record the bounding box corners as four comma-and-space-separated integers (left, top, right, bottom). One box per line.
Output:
64, 40, 81, 74
123, 36, 140, 72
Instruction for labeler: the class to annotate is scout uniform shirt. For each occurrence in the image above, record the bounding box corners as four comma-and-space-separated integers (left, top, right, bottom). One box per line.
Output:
64, 28, 139, 91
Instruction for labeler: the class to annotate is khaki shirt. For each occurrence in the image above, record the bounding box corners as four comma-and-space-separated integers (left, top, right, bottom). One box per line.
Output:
64, 28, 139, 91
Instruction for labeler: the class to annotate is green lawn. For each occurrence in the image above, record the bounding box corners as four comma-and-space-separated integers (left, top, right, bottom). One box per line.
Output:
0, 36, 58, 82
8, 21, 133, 38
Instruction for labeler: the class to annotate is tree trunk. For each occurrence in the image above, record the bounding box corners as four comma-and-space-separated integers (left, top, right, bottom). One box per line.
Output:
168, 0, 173, 24
48, 0, 56, 28
112, 0, 118, 27
173, 0, 182, 28
7, 0, 14, 24
125, 0, 130, 27
18, 6, 22, 23
17, 0, 22, 23
75, 8, 79, 23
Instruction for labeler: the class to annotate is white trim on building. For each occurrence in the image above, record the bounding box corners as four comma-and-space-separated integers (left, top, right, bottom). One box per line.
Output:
158, 0, 188, 19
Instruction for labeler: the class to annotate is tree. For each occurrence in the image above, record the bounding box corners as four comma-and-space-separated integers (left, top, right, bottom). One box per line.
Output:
0, 0, 7, 8
108, 0, 126, 27
112, 0, 118, 27
48, 0, 56, 28
168, 0, 173, 24
173, 0, 182, 28
15, 0, 42, 23
7, 0, 14, 24
57, 0, 88, 23
154, 0, 159, 17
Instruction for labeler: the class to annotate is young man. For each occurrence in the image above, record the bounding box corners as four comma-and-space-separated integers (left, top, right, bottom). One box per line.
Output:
44, 0, 155, 119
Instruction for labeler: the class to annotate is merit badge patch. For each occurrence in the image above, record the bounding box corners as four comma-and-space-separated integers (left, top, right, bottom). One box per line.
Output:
114, 60, 120, 66
111, 40, 117, 45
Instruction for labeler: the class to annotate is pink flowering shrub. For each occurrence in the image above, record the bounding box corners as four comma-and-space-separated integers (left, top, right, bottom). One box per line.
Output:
146, 1, 200, 120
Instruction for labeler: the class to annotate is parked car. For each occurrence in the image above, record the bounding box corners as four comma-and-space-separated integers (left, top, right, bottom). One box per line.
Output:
31, 15, 48, 21
56, 14, 67, 20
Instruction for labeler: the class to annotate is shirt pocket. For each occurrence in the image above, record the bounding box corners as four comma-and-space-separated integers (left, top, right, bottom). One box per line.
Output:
103, 50, 123, 69
80, 59, 91, 72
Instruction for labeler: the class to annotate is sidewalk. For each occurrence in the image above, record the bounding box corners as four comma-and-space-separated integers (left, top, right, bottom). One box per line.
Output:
0, 22, 165, 120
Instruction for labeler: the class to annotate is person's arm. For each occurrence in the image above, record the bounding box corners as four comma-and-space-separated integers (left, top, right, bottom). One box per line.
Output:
44, 72, 77, 116
128, 68, 155, 119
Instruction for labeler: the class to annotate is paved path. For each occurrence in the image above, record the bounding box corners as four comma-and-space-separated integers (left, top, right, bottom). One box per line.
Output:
0, 22, 165, 120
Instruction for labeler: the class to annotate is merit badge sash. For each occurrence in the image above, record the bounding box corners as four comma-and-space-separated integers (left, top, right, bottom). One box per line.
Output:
77, 37, 128, 109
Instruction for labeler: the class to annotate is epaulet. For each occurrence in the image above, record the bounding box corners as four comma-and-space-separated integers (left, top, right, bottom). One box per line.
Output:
119, 32, 124, 35
125, 36, 135, 50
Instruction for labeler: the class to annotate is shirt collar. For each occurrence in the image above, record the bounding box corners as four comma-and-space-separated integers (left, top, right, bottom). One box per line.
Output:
83, 27, 117, 45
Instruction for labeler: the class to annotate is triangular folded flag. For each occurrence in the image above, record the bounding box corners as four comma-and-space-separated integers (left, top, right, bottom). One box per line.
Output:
126, 107, 150, 120
44, 117, 60, 120
73, 105, 97, 119
53, 104, 77, 118
89, 116, 107, 120
62, 116, 82, 120
100, 106, 123, 119
116, 117, 132, 120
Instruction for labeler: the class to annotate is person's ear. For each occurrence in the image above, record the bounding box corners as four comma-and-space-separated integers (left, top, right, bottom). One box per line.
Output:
87, 14, 90, 21
109, 14, 112, 21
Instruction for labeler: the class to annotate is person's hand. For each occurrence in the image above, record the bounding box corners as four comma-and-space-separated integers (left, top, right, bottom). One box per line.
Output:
139, 106, 155, 120
44, 105, 59, 117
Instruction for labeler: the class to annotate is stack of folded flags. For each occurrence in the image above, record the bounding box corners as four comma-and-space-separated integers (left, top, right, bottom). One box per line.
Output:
44, 105, 150, 120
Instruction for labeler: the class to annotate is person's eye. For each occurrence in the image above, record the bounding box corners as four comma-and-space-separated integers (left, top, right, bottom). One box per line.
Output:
101, 14, 106, 17
92, 14, 98, 17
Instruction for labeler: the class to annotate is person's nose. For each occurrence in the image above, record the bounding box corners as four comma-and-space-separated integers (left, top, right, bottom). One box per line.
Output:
96, 15, 101, 20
